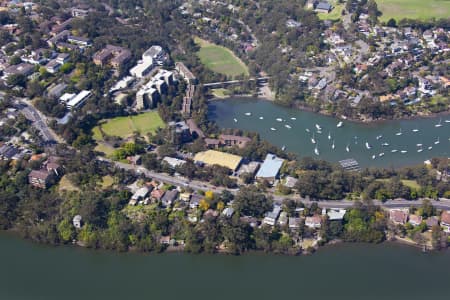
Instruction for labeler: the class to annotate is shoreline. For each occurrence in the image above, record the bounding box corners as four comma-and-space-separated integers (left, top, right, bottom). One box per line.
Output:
1, 229, 444, 257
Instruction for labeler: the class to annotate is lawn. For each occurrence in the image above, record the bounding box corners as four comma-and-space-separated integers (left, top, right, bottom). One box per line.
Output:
194, 37, 249, 77
376, 178, 421, 190
377, 0, 450, 21
93, 111, 164, 140
211, 88, 230, 98
317, 1, 345, 21
58, 175, 79, 192
100, 175, 115, 189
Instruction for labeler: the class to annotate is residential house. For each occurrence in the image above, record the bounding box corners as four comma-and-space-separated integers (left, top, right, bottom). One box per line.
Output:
315, 1, 333, 13
28, 169, 51, 188
441, 211, 450, 233
129, 186, 150, 205
389, 209, 409, 225
305, 215, 322, 229
263, 205, 281, 226
408, 214, 423, 226
161, 190, 178, 207
284, 176, 298, 188
327, 209, 346, 221
45, 59, 61, 74
2, 63, 34, 80
425, 216, 439, 228
222, 207, 234, 218
189, 193, 202, 209
151, 189, 165, 202
162, 156, 186, 169
67, 36, 91, 47
278, 211, 288, 226
288, 217, 301, 229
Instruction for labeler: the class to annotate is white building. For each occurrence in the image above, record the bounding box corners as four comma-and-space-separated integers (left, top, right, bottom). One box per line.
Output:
66, 90, 91, 109
130, 58, 154, 78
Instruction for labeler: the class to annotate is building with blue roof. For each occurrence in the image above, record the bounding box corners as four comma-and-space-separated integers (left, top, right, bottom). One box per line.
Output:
255, 154, 284, 183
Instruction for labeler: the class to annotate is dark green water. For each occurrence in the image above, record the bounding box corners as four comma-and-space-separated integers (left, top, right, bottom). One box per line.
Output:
208, 98, 450, 168
1, 233, 450, 300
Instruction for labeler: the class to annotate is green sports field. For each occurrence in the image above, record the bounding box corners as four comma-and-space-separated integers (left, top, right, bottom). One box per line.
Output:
377, 0, 450, 21
195, 37, 249, 77
96, 111, 164, 138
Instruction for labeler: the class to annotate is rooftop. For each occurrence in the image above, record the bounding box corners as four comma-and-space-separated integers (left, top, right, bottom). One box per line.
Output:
194, 150, 242, 171
256, 154, 284, 179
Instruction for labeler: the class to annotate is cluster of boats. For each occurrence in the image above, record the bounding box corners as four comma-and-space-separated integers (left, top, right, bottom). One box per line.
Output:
236, 112, 449, 157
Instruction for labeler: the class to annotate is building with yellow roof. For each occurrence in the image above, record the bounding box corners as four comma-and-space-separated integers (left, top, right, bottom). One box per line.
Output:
194, 150, 243, 171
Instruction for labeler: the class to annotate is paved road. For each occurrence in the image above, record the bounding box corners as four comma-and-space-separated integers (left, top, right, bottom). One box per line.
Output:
17, 99, 61, 143
105, 157, 450, 210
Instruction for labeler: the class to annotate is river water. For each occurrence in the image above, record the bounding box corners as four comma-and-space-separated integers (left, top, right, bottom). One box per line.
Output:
1, 233, 450, 300
208, 98, 450, 168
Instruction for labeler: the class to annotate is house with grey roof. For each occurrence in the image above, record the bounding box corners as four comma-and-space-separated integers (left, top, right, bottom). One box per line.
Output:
255, 154, 284, 184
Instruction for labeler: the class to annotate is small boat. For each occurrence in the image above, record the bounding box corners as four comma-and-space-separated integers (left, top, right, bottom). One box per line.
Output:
245, 112, 251, 116
290, 117, 296, 120
315, 124, 322, 131
376, 135, 383, 140
337, 121, 343, 128
314, 144, 319, 156
416, 143, 423, 147
417, 148, 423, 153
379, 152, 385, 157
305, 128, 310, 133
328, 132, 331, 140
434, 137, 440, 145
412, 128, 419, 133
270, 127, 276, 131
285, 124, 291, 129
311, 133, 316, 144
445, 119, 450, 123
259, 116, 264, 120
233, 118, 237, 123
395, 129, 402, 136
391, 149, 398, 153
428, 146, 433, 150
346, 144, 350, 152
281, 145, 286, 151
401, 150, 408, 154
365, 142, 372, 150
435, 118, 442, 128
381, 142, 389, 147
276, 118, 283, 122
317, 130, 322, 134
332, 140, 335, 150
372, 155, 376, 160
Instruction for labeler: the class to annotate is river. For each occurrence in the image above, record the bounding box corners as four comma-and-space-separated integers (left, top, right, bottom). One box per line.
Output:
208, 98, 450, 168
1, 233, 450, 300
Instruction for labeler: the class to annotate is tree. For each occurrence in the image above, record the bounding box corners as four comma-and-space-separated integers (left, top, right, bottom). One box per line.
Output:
387, 18, 396, 27
57, 219, 75, 243
233, 186, 272, 218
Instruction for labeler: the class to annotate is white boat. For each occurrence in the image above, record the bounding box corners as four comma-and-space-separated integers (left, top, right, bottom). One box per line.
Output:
290, 117, 296, 120
332, 140, 335, 150
233, 118, 237, 123
311, 133, 316, 144
381, 142, 389, 146
346, 144, 350, 152
435, 118, 442, 127
379, 153, 385, 157
416, 143, 423, 147
305, 128, 310, 133
434, 137, 440, 145
276, 118, 283, 122
281, 145, 286, 151
270, 127, 276, 131
395, 129, 402, 136
412, 128, 419, 133
314, 144, 319, 156
259, 116, 264, 120
365, 142, 372, 150
245, 112, 251, 116
328, 132, 331, 140
417, 148, 423, 153
428, 146, 433, 150
317, 130, 322, 134
376, 135, 383, 140
391, 149, 398, 153
285, 124, 291, 129
315, 124, 322, 130
401, 150, 408, 154
445, 119, 450, 123
372, 155, 376, 160
337, 121, 343, 128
